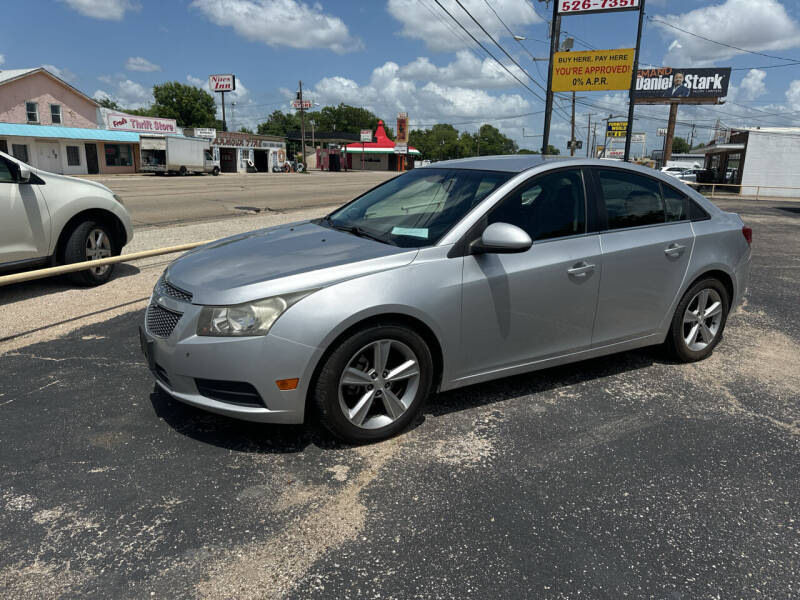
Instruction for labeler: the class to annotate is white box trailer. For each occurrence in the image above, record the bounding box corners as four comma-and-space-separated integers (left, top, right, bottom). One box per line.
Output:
139, 135, 220, 176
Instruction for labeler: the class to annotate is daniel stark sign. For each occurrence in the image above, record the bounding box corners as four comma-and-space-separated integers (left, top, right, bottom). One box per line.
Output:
634, 68, 731, 102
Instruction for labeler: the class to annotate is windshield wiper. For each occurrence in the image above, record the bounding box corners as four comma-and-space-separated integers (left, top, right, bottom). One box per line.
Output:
322, 218, 396, 246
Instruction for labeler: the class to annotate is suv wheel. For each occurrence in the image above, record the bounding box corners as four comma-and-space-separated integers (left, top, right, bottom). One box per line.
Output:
314, 324, 433, 443
63, 220, 116, 286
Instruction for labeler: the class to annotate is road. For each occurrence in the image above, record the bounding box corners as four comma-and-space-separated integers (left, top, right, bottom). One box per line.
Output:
87, 171, 396, 228
1, 196, 798, 599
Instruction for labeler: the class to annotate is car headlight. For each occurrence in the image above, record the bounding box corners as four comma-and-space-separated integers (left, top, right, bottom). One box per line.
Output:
113, 193, 124, 205
196, 291, 314, 337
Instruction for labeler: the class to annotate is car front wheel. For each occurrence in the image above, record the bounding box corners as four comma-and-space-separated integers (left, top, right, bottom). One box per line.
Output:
64, 220, 116, 286
313, 324, 434, 443
667, 278, 730, 362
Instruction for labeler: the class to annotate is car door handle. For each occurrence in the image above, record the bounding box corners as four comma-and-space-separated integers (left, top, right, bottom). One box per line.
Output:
567, 262, 595, 277
664, 243, 686, 256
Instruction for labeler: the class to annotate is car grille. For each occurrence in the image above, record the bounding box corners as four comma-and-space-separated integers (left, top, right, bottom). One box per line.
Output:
195, 379, 265, 408
146, 304, 183, 338
156, 277, 193, 302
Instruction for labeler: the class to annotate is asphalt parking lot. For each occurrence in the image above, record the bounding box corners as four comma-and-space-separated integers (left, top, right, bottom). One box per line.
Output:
1, 195, 798, 599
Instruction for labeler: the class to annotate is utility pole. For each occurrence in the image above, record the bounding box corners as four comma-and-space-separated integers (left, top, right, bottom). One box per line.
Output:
230, 102, 236, 132
663, 103, 679, 163
688, 124, 696, 149
298, 80, 306, 170
623, 0, 646, 162
586, 113, 594, 158
570, 91, 576, 156
541, 0, 560, 155
602, 114, 611, 158
591, 123, 597, 158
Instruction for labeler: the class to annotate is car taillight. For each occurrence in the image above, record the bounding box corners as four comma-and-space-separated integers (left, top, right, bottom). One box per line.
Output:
742, 226, 752, 246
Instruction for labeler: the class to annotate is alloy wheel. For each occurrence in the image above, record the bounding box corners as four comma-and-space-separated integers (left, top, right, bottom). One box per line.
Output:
682, 288, 723, 351
85, 228, 112, 276
338, 339, 421, 430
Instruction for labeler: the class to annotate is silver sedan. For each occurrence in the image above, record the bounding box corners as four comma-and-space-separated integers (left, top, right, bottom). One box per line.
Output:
140, 156, 752, 443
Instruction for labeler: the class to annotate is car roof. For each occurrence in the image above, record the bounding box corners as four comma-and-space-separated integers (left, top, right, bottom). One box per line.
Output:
421, 155, 662, 175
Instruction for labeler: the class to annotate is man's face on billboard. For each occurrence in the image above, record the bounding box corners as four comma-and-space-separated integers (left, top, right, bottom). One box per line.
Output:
674, 73, 684, 86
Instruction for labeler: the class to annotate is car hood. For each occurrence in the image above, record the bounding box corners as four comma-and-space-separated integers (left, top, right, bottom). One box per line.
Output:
166, 221, 418, 305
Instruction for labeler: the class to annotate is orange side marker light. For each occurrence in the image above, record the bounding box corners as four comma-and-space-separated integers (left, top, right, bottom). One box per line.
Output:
275, 378, 299, 391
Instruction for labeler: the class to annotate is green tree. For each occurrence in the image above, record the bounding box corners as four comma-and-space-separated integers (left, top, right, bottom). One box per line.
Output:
545, 144, 560, 155
476, 124, 518, 156
257, 110, 300, 136
149, 81, 217, 127
238, 126, 254, 134
517, 148, 539, 154
96, 96, 120, 110
672, 136, 691, 154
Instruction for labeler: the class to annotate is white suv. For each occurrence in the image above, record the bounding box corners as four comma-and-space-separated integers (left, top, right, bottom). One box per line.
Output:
0, 151, 133, 285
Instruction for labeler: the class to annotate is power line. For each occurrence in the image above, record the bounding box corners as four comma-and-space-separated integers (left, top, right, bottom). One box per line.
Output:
646, 16, 800, 63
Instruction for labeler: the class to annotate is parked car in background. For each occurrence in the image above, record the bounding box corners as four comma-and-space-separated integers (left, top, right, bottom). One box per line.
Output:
675, 168, 705, 183
141, 156, 751, 443
0, 150, 133, 285
661, 166, 689, 176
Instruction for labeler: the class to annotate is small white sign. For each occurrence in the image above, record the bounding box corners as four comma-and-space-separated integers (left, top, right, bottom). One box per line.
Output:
394, 144, 408, 154
360, 129, 372, 143
193, 128, 217, 139
209, 74, 235, 92
657, 128, 668, 137
290, 99, 313, 109
631, 132, 646, 144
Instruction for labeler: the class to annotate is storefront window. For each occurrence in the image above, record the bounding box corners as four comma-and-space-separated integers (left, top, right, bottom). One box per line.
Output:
105, 144, 132, 167
0, 139, 8, 154
12, 144, 29, 163
66, 146, 81, 166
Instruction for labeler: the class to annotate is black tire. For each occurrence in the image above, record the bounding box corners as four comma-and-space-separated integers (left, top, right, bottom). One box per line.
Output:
179, 166, 187, 176
666, 277, 730, 362
212, 166, 220, 176
63, 220, 117, 286
313, 324, 434, 444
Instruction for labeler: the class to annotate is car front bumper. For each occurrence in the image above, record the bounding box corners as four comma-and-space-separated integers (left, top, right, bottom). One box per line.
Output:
139, 298, 318, 424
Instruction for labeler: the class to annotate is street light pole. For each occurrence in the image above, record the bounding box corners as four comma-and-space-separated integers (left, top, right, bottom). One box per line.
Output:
298, 80, 306, 170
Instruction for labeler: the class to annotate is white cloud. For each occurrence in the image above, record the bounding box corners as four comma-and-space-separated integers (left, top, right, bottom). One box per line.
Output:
786, 80, 800, 111
125, 57, 161, 72
93, 79, 152, 109
738, 69, 767, 101
60, 0, 138, 20
190, 0, 361, 54
310, 60, 532, 144
41, 64, 76, 82
187, 74, 256, 128
653, 0, 800, 66
0, 55, 5, 66
387, 0, 541, 52
398, 50, 528, 89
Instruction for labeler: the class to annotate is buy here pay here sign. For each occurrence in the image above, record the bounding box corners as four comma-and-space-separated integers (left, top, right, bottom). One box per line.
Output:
552, 49, 635, 92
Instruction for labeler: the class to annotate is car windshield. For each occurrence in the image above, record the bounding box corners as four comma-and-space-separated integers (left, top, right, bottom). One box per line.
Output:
322, 168, 513, 248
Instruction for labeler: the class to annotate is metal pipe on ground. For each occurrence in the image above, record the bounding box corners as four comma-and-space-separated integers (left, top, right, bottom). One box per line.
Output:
0, 241, 212, 287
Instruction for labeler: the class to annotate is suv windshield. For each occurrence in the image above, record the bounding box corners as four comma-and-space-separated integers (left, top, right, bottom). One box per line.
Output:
322, 168, 512, 248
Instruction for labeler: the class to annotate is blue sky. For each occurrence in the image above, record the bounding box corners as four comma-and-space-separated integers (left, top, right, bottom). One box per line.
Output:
3, 0, 800, 154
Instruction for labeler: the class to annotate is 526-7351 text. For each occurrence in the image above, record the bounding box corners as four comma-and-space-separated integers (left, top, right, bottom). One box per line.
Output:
559, 0, 639, 15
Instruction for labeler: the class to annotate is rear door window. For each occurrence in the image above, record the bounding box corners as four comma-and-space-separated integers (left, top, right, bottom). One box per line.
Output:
661, 183, 687, 222
597, 169, 666, 230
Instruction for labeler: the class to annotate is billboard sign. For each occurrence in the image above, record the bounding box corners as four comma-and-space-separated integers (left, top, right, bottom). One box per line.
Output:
631, 132, 646, 144
105, 112, 178, 134
396, 112, 409, 144
552, 49, 635, 92
606, 148, 625, 159
607, 121, 628, 137
558, 0, 639, 16
209, 74, 235, 92
360, 129, 372, 143
634, 67, 731, 102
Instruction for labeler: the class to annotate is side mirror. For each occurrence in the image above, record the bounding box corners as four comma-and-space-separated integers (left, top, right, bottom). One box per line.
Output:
471, 222, 532, 255
17, 164, 31, 183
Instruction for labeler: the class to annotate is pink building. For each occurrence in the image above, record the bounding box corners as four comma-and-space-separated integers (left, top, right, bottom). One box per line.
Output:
0, 67, 140, 175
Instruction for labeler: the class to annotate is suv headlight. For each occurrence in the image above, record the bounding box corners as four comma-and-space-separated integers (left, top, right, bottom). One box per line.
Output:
196, 291, 314, 337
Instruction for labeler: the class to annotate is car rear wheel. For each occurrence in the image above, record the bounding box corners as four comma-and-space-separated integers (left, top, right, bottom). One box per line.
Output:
667, 278, 730, 362
212, 166, 220, 176
64, 220, 116, 286
314, 325, 433, 443
179, 166, 188, 176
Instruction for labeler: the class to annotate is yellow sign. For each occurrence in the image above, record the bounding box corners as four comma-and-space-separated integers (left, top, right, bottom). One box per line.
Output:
607, 121, 628, 137
552, 48, 635, 92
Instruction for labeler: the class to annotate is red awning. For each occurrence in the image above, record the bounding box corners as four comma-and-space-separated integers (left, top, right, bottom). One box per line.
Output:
344, 120, 419, 154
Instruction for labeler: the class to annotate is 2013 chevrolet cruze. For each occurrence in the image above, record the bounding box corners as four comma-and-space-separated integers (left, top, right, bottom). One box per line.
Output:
140, 156, 751, 443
